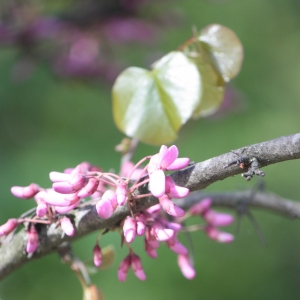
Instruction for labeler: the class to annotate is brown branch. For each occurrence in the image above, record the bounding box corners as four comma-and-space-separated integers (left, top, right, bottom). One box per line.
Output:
0, 133, 300, 280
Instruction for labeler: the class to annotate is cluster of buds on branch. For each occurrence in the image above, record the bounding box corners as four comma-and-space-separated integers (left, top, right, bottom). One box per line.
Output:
1, 145, 234, 281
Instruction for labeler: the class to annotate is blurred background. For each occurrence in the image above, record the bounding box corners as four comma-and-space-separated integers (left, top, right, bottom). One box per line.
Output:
1, 0, 300, 299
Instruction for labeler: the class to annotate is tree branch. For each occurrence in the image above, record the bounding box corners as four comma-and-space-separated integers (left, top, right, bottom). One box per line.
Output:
176, 190, 300, 219
0, 133, 300, 280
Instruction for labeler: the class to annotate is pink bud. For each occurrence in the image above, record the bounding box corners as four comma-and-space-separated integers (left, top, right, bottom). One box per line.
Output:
131, 253, 146, 281
159, 195, 185, 217
121, 161, 144, 180
145, 204, 161, 216
63, 168, 74, 174
145, 227, 159, 249
93, 244, 102, 267
63, 192, 80, 203
123, 217, 136, 243
60, 217, 75, 236
145, 239, 158, 258
136, 214, 146, 236
49, 172, 71, 182
52, 181, 74, 194
178, 254, 196, 280
204, 210, 234, 227
159, 219, 182, 232
189, 198, 212, 215
77, 178, 98, 198
165, 176, 189, 198
35, 190, 74, 207
205, 226, 234, 243
118, 255, 131, 282
72, 162, 91, 174
116, 182, 127, 206
36, 201, 48, 217
120, 161, 135, 177
102, 190, 118, 204
150, 222, 174, 241
26, 225, 38, 253
54, 201, 80, 214
149, 170, 165, 198
11, 184, 40, 199
69, 173, 88, 192
96, 190, 118, 219
96, 200, 113, 219
0, 219, 19, 236
166, 236, 188, 255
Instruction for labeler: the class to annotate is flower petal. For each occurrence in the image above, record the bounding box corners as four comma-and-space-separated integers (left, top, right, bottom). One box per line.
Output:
159, 194, 185, 217
160, 145, 178, 169
178, 254, 196, 280
149, 170, 165, 197
167, 157, 190, 171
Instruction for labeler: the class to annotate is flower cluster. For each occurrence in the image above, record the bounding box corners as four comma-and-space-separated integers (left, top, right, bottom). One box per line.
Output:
1, 144, 235, 282
119, 203, 196, 280
188, 198, 234, 243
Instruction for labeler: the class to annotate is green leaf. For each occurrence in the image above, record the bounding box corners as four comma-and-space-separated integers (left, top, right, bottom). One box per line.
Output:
199, 24, 244, 81
182, 41, 225, 118
112, 51, 202, 145
192, 57, 225, 118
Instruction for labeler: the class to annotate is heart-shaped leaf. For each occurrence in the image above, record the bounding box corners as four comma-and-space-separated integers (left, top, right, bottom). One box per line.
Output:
199, 24, 244, 81
112, 51, 202, 145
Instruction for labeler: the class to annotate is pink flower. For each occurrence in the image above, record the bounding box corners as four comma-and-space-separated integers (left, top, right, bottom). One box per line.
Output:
148, 145, 190, 198
165, 176, 189, 199
54, 201, 79, 214
35, 189, 80, 208
50, 163, 98, 196
150, 221, 174, 242
93, 244, 102, 267
118, 254, 131, 282
77, 178, 99, 198
166, 236, 188, 255
205, 226, 234, 243
204, 210, 234, 227
136, 214, 147, 236
116, 182, 127, 206
145, 227, 159, 249
96, 190, 118, 219
131, 253, 146, 281
0, 219, 19, 236
123, 216, 136, 243
189, 198, 212, 215
159, 194, 185, 217
60, 217, 75, 236
118, 253, 146, 282
144, 239, 158, 258
159, 219, 182, 232
145, 204, 161, 216
11, 184, 40, 199
120, 161, 144, 180
26, 225, 39, 253
36, 201, 48, 217
178, 254, 196, 280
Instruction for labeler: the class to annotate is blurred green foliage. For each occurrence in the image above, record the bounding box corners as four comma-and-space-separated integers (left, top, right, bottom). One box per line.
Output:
1, 0, 300, 299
